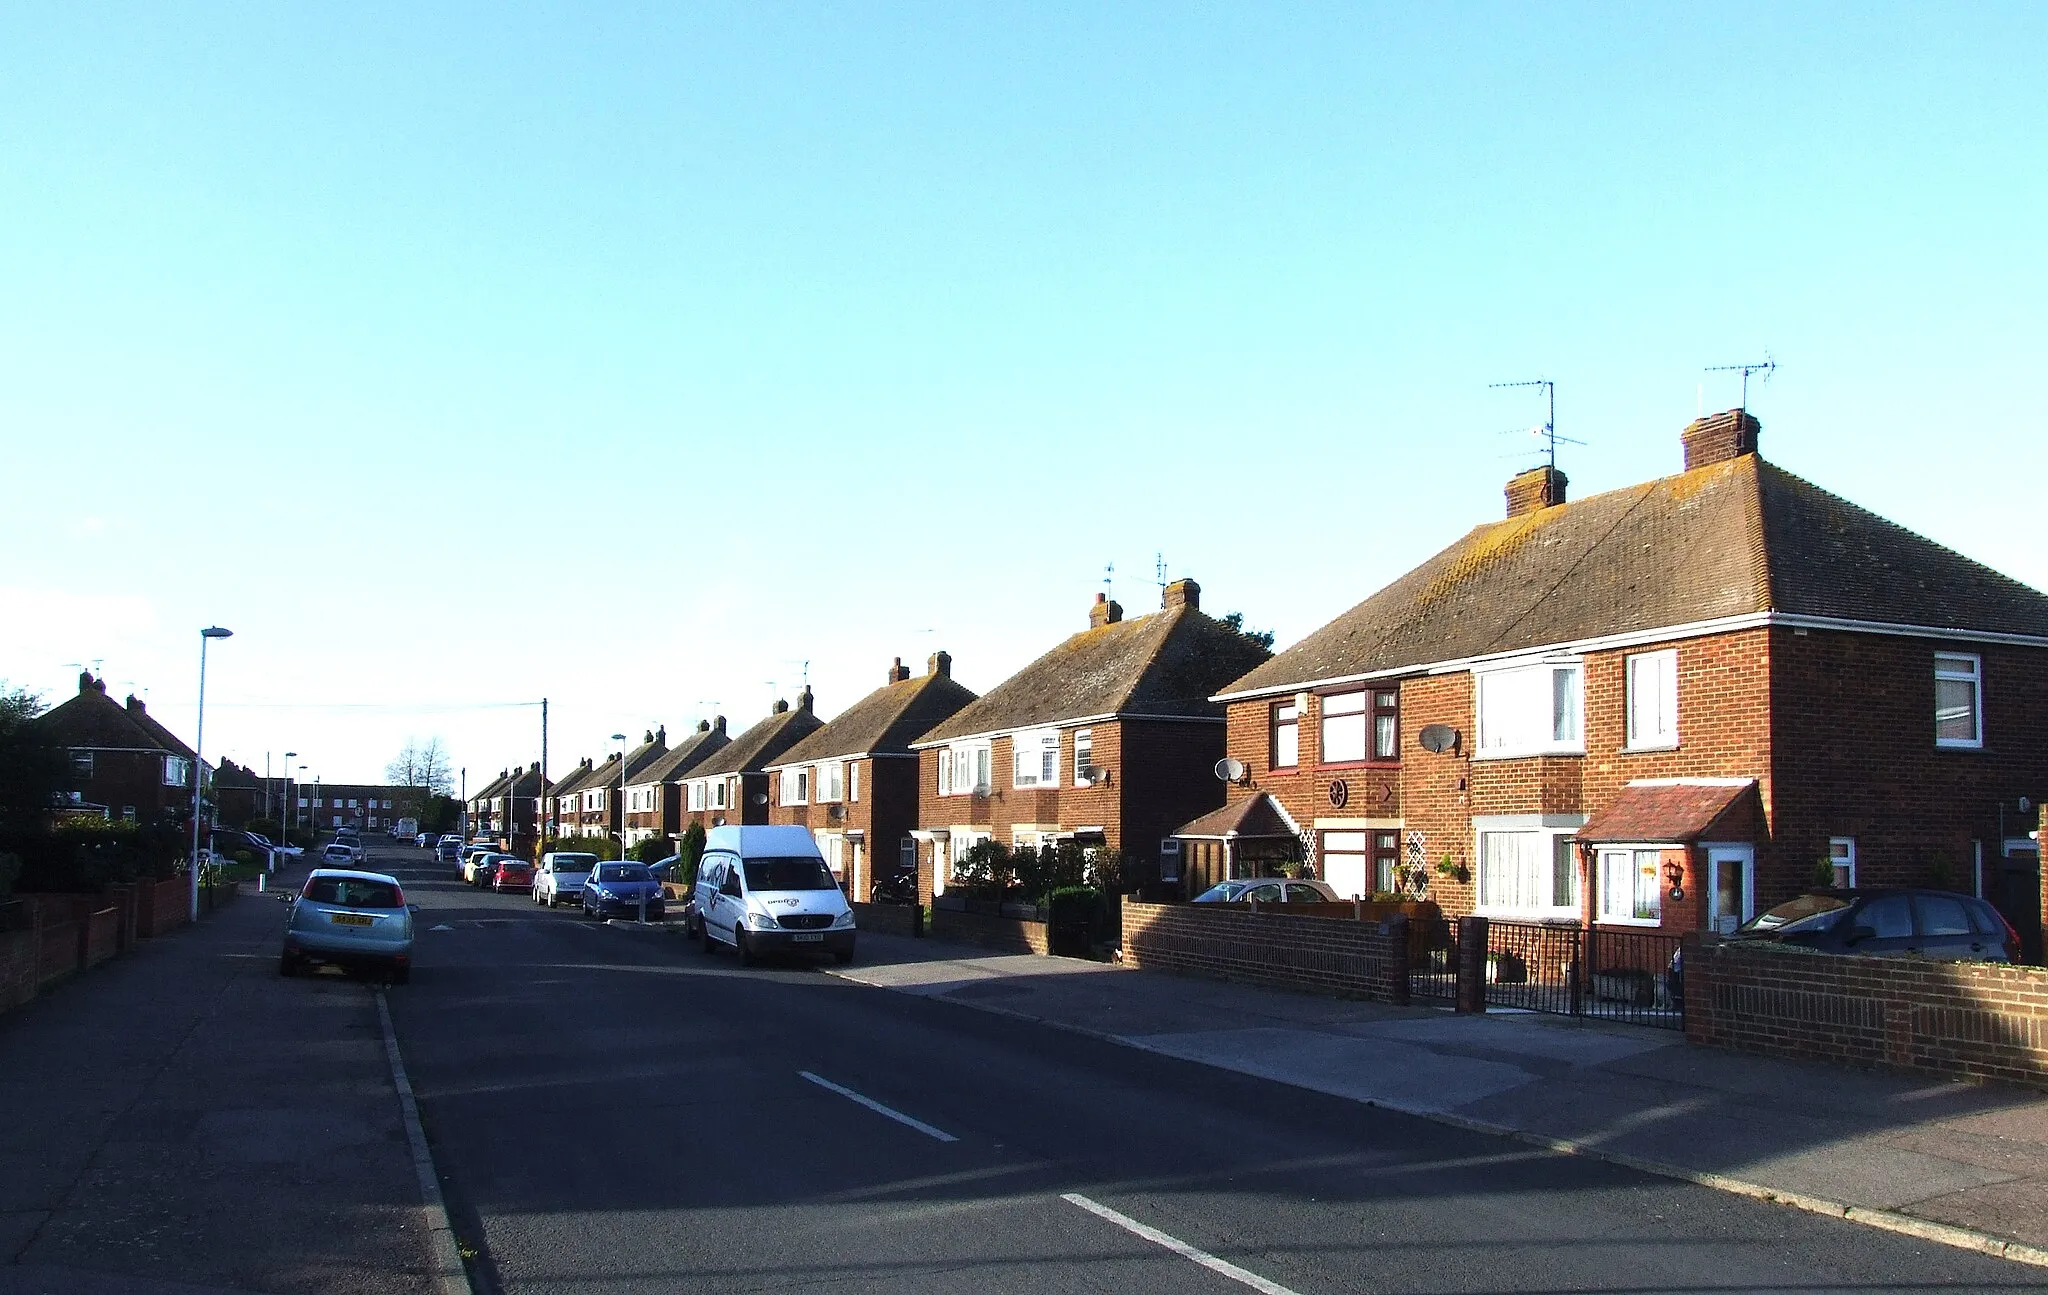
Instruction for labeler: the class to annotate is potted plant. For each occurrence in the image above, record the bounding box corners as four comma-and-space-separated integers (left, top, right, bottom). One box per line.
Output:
1434, 853, 1470, 885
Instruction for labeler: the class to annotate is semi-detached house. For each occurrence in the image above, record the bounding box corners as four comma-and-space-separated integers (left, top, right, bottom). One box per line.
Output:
765, 654, 977, 899
911, 581, 1272, 891
1203, 409, 2048, 957
624, 719, 730, 847
547, 758, 597, 840
570, 729, 668, 844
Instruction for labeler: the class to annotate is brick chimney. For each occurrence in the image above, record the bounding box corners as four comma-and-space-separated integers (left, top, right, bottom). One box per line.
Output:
78, 671, 102, 695
887, 657, 911, 684
712, 716, 727, 734
772, 699, 789, 714
1162, 578, 1200, 611
1682, 409, 1761, 469
1505, 465, 1568, 518
655, 725, 666, 744
694, 719, 711, 733
928, 651, 952, 679
796, 686, 814, 713
1090, 592, 1124, 628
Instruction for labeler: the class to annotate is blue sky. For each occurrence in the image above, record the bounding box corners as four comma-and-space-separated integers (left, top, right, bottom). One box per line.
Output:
4, 3, 2043, 788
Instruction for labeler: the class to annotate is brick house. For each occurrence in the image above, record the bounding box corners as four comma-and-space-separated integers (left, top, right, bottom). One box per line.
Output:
624, 719, 730, 848
546, 758, 597, 839
680, 691, 825, 835
764, 655, 977, 899
910, 581, 1272, 894
472, 764, 543, 853
1207, 410, 2048, 955
569, 729, 668, 844
298, 782, 425, 833
35, 673, 195, 824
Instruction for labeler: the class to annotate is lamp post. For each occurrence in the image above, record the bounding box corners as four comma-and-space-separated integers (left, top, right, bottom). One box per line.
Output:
189, 626, 233, 922
610, 735, 628, 858
282, 752, 297, 845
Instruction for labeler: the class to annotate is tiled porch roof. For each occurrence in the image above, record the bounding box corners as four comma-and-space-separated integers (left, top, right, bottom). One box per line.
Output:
1578, 779, 1759, 845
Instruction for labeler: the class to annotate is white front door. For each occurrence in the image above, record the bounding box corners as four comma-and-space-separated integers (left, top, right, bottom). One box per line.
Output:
1704, 844, 1754, 935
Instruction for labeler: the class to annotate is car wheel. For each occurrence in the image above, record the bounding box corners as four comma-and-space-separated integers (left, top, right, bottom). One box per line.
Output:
278, 951, 298, 977
734, 928, 753, 967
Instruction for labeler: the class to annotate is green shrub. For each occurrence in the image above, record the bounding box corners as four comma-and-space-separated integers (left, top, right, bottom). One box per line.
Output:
677, 822, 706, 889
543, 834, 620, 861
630, 836, 674, 864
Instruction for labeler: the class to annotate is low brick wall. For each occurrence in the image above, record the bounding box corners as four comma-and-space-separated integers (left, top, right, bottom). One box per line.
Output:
852, 902, 920, 939
1685, 939, 2048, 1089
36, 920, 80, 988
135, 877, 188, 937
1121, 900, 1410, 1004
83, 908, 120, 970
928, 904, 1050, 956
0, 928, 33, 1012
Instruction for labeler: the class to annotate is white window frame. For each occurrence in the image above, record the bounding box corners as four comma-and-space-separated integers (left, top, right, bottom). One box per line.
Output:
849, 761, 860, 803
1934, 652, 1983, 749
1595, 845, 1664, 926
1828, 836, 1857, 887
1471, 815, 1584, 919
1013, 729, 1059, 789
1624, 649, 1679, 751
687, 781, 705, 811
1073, 729, 1094, 787
941, 743, 991, 796
163, 756, 189, 787
818, 761, 844, 803
1319, 691, 1368, 764
1474, 661, 1584, 758
779, 768, 808, 805
712, 780, 728, 810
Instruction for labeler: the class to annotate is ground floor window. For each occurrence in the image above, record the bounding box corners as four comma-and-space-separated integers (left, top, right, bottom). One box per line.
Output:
1474, 820, 1581, 917
1596, 847, 1662, 924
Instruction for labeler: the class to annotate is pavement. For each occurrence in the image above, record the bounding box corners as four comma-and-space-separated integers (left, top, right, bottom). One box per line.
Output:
827, 929, 2048, 1266
0, 866, 445, 1295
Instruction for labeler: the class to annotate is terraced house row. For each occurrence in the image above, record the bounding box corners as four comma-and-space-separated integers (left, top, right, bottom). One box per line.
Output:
477, 410, 2048, 957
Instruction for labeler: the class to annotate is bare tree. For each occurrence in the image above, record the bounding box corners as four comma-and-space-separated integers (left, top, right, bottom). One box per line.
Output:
385, 737, 454, 805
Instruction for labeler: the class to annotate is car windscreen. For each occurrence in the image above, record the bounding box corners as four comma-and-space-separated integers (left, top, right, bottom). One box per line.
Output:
595, 864, 651, 882
743, 857, 838, 891
1742, 894, 1849, 935
1191, 882, 1245, 903
303, 877, 402, 908
552, 854, 598, 869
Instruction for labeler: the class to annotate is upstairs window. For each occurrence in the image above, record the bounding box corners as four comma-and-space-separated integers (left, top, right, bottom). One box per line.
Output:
687, 782, 706, 811
163, 756, 189, 787
1372, 690, 1400, 760
1625, 650, 1679, 750
849, 762, 860, 803
712, 780, 728, 810
1319, 692, 1367, 763
1476, 663, 1583, 757
71, 751, 94, 779
1073, 729, 1094, 786
1934, 653, 1982, 748
818, 761, 845, 802
1013, 729, 1059, 788
939, 744, 991, 796
1271, 701, 1299, 769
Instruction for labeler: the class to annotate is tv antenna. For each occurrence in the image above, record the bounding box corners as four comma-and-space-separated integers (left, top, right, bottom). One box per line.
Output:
1705, 356, 1777, 410
1102, 561, 1115, 602
1489, 378, 1583, 471
1154, 552, 1168, 596
64, 659, 105, 678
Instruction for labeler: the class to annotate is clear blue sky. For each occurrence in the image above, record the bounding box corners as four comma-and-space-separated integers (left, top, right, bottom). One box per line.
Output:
4, 3, 2043, 788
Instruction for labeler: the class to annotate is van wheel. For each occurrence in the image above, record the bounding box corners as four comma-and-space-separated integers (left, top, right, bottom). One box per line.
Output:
734, 929, 753, 967
700, 923, 717, 953
833, 950, 854, 966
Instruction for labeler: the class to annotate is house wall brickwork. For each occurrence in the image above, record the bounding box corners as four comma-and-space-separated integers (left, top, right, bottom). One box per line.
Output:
769, 755, 912, 896
1685, 937, 2048, 1089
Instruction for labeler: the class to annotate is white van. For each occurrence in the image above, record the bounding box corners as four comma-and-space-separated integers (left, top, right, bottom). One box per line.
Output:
690, 825, 855, 966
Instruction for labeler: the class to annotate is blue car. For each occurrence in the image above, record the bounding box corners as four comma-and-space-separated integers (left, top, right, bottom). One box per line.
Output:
582, 862, 665, 920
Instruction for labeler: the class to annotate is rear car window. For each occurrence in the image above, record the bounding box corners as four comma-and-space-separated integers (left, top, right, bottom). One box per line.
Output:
743, 857, 838, 891
304, 877, 402, 908
1858, 895, 1913, 938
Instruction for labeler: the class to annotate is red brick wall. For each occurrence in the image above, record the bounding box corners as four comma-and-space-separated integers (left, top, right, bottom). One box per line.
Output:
0, 927, 34, 1012
1118, 718, 1228, 870
928, 904, 1049, 955
1121, 900, 1410, 1003
1685, 938, 2048, 1089
1223, 696, 1399, 837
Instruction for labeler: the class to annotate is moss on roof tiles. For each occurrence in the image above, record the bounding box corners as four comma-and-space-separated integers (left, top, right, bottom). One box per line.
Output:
692, 705, 825, 777
776, 672, 978, 765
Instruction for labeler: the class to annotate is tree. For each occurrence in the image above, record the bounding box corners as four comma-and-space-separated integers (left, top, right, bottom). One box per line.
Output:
676, 821, 707, 889
1218, 611, 1276, 650
0, 683, 61, 839
385, 737, 454, 807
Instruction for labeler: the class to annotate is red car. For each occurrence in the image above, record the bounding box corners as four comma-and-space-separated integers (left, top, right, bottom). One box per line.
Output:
492, 859, 535, 893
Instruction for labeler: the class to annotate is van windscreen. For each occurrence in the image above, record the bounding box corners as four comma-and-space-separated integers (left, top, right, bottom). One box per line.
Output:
743, 857, 837, 891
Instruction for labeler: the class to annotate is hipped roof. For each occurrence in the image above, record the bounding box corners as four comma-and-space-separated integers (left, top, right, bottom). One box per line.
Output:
1222, 450, 2048, 699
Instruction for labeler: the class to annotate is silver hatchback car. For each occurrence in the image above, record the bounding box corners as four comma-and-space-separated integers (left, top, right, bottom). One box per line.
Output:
280, 868, 416, 983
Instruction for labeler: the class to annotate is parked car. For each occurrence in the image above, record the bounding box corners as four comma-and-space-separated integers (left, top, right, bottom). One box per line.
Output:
1190, 878, 1341, 904
534, 852, 598, 907
582, 862, 665, 921
465, 852, 513, 886
244, 831, 302, 858
435, 838, 461, 865
279, 868, 415, 983
415, 832, 432, 847
319, 842, 362, 866
492, 858, 535, 893
690, 825, 854, 966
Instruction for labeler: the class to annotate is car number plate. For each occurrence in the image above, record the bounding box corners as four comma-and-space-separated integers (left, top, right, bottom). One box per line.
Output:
792, 932, 824, 943
329, 913, 374, 927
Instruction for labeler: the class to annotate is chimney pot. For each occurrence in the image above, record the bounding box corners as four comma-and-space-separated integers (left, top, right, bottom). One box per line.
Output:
1162, 578, 1200, 611
797, 686, 814, 713
928, 650, 952, 678
1090, 595, 1125, 629
1504, 465, 1569, 518
1682, 408, 1762, 469
696, 719, 711, 732
714, 715, 726, 733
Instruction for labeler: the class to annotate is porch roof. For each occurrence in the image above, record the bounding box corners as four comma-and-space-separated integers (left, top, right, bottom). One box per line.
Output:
1578, 778, 1758, 845
1174, 793, 1297, 841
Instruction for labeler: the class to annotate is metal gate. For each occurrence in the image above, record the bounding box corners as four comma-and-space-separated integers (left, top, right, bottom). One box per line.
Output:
1483, 919, 1683, 1029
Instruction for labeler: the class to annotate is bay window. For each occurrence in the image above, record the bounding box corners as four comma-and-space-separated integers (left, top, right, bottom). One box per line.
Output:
1475, 662, 1584, 757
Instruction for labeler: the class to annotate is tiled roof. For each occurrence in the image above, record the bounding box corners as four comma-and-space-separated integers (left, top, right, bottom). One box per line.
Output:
35, 677, 165, 752
918, 603, 1272, 745
1221, 450, 2048, 699
121, 696, 196, 760
1578, 779, 1758, 844
633, 723, 731, 785
1174, 793, 1298, 840
692, 699, 825, 777
773, 671, 977, 766
547, 760, 599, 799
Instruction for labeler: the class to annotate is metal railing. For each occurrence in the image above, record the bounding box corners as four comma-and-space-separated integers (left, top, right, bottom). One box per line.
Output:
1484, 919, 1683, 1029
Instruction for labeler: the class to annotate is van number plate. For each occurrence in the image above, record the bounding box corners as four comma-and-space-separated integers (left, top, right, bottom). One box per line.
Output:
329, 913, 374, 927
792, 932, 824, 943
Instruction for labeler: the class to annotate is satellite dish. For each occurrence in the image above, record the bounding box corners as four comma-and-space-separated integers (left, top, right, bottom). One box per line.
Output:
1417, 724, 1459, 755
1213, 757, 1246, 783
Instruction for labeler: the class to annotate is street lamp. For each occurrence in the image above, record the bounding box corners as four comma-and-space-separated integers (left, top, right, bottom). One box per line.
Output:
610, 734, 628, 858
283, 752, 297, 844
189, 626, 233, 922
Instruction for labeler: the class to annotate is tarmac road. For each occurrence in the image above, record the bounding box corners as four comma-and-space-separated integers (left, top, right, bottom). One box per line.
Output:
369, 840, 2037, 1295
